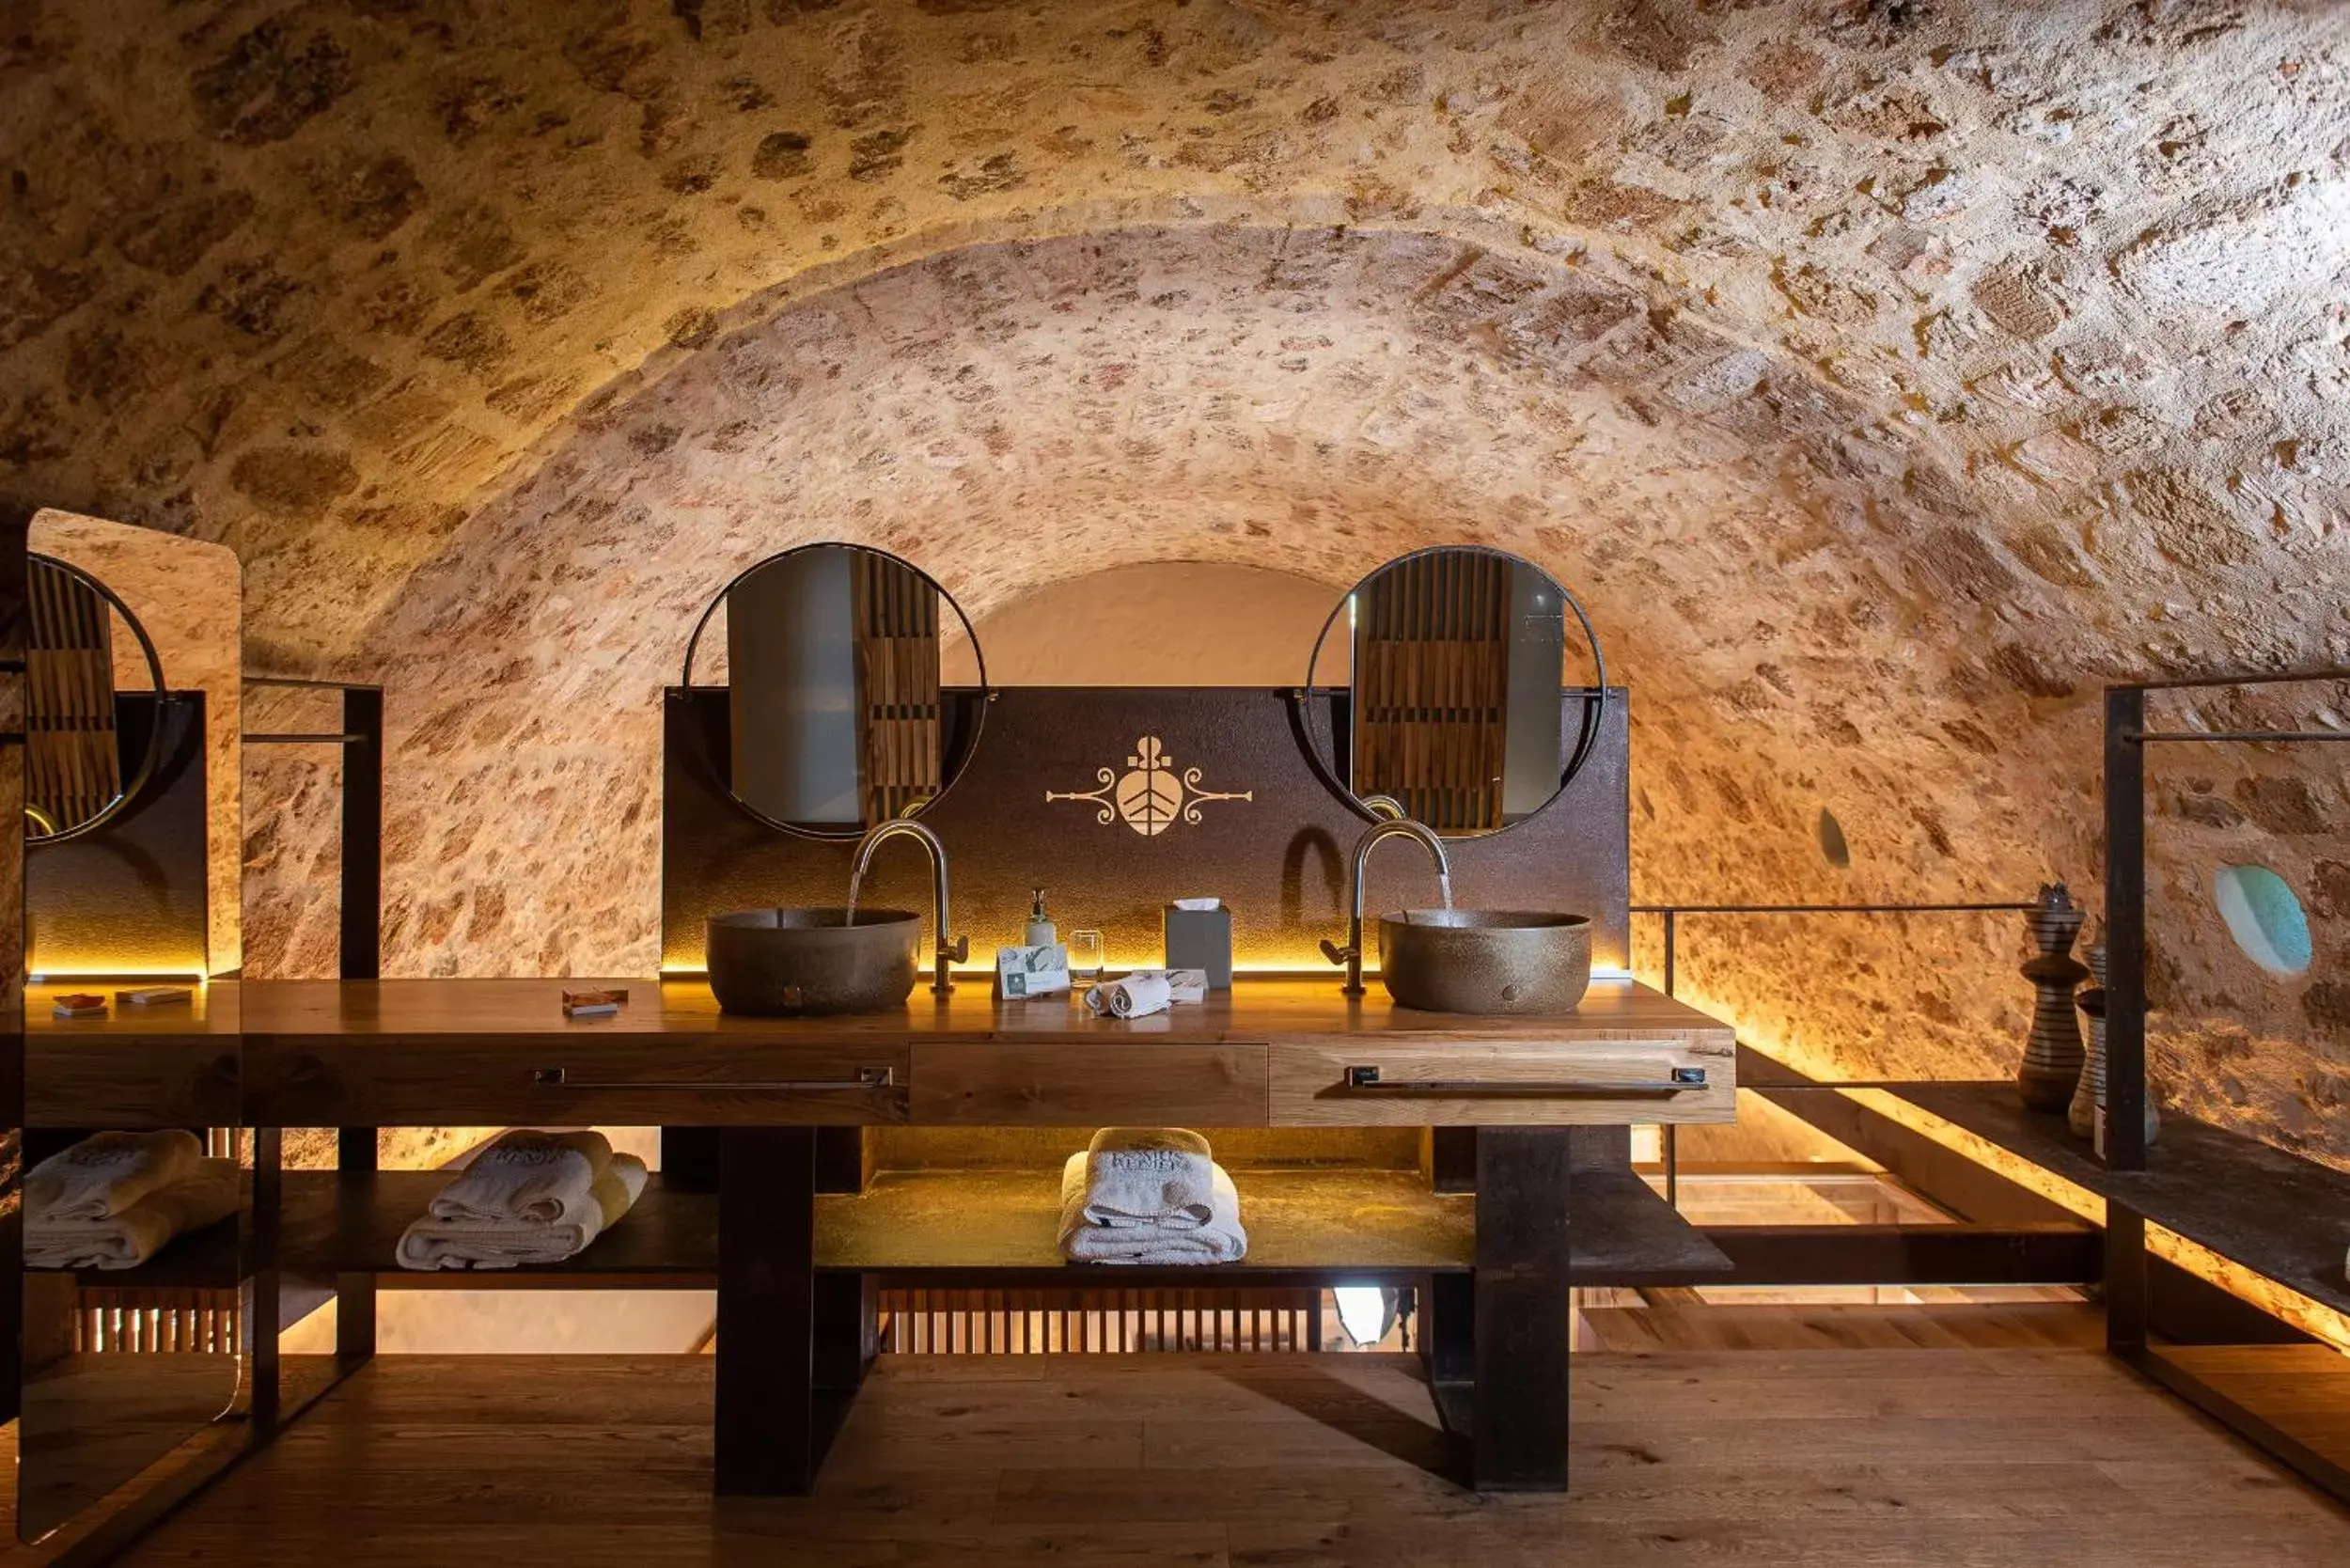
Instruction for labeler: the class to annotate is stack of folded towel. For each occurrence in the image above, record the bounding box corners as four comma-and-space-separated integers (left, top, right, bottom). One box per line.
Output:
397, 1128, 649, 1271
24, 1130, 240, 1271
1058, 1127, 1247, 1265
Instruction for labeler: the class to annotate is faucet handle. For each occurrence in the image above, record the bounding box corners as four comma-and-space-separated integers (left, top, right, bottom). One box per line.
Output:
945, 933, 970, 964
1318, 938, 1353, 967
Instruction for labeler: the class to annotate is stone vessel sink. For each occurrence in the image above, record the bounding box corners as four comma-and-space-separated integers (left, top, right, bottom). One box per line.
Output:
1376, 910, 1593, 1015
707, 907, 923, 1015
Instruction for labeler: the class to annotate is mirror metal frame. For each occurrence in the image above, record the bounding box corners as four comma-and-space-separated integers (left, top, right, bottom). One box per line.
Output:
1296, 543, 1609, 839
679, 541, 991, 842
22, 552, 174, 848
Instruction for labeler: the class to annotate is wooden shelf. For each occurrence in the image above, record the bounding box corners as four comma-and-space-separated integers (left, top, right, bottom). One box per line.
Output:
280, 1171, 718, 1288
1567, 1167, 1732, 1286
27, 1174, 251, 1289
60, 1215, 245, 1289
1899, 1083, 2350, 1319
816, 1168, 1473, 1282
279, 1162, 1731, 1288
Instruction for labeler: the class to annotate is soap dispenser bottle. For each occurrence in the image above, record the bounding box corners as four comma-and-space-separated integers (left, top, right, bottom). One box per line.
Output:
1025, 887, 1058, 949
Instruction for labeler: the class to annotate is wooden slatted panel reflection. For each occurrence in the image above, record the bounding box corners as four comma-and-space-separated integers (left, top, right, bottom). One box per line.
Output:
853, 553, 942, 823
73, 1290, 241, 1356
25, 557, 120, 833
1353, 552, 1510, 833
878, 1287, 1324, 1355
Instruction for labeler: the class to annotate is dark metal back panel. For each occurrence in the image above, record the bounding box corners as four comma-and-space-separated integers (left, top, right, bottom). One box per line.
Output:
24, 692, 210, 979
662, 687, 1628, 975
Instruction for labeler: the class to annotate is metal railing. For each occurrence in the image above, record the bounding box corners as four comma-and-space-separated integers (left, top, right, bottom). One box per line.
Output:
243, 676, 384, 981
1629, 900, 2040, 1205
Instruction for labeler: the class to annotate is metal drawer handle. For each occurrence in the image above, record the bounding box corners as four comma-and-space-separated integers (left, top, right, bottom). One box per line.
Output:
531, 1065, 895, 1091
1344, 1065, 1706, 1095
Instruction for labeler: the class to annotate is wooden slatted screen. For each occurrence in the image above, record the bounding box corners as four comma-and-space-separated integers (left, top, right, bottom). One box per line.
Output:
73, 1290, 242, 1356
1353, 552, 1511, 833
852, 552, 943, 824
878, 1288, 1324, 1355
25, 557, 121, 833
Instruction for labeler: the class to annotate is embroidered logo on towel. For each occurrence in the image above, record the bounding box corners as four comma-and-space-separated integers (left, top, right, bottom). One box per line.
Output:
1044, 736, 1251, 838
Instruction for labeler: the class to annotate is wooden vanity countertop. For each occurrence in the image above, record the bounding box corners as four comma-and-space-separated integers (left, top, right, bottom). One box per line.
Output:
226, 974, 1724, 1043
33, 977, 1737, 1129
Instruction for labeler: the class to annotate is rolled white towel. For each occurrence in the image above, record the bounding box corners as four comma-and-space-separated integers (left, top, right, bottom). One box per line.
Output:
429, 1129, 614, 1224
26, 1157, 240, 1271
1058, 1152, 1246, 1265
24, 1130, 205, 1224
1081, 1128, 1214, 1230
397, 1153, 649, 1271
1084, 972, 1172, 1019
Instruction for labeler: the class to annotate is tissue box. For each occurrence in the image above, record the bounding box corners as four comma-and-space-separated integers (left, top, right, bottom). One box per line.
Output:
1164, 902, 1233, 989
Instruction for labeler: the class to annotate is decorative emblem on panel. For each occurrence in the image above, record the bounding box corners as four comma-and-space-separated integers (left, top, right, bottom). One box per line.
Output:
1045, 737, 1252, 837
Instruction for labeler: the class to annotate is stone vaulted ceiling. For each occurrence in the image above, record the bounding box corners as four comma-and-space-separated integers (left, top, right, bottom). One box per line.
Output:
4, 0, 2349, 1156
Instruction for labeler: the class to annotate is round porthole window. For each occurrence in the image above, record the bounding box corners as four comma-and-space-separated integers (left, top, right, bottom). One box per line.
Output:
2213, 865, 2311, 978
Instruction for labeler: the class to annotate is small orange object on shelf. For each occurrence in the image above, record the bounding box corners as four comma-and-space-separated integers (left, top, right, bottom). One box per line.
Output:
561, 987, 630, 1019
52, 993, 108, 1019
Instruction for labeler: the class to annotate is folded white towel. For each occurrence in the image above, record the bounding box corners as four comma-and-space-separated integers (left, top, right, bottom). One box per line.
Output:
429, 1129, 615, 1224
397, 1153, 649, 1271
1084, 972, 1172, 1019
25, 1157, 240, 1271
1081, 1128, 1215, 1230
24, 1130, 205, 1223
1058, 1153, 1246, 1265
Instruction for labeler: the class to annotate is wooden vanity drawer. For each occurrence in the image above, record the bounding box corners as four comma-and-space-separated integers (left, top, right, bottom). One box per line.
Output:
1267, 1039, 1735, 1126
246, 1041, 912, 1127
908, 1043, 1271, 1126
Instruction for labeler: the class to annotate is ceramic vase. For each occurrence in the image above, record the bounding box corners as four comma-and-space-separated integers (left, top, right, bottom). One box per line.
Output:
2070, 941, 2156, 1146
2017, 884, 2088, 1112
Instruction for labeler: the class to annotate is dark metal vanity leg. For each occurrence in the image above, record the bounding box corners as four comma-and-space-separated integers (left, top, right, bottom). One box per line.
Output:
249, 1127, 283, 1435
814, 1273, 879, 1395
664, 1127, 720, 1191
1420, 1270, 1476, 1439
1472, 1126, 1574, 1491
715, 1126, 823, 1495
337, 1126, 378, 1367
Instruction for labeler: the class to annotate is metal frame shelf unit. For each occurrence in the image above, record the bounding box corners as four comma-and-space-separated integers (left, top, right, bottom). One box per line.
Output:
1635, 667, 2350, 1507
242, 674, 390, 1405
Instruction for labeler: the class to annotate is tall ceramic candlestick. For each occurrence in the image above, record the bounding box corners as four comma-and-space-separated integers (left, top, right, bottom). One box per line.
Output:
2071, 940, 2156, 1147
2017, 884, 2088, 1113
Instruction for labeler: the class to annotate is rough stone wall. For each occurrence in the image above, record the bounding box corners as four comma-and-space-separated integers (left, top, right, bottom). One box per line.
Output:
3, 3, 2345, 1155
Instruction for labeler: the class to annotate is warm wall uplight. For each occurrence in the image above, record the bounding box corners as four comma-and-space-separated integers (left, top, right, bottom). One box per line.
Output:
29, 970, 208, 984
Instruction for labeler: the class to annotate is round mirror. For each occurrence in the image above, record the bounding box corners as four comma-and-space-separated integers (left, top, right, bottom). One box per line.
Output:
682, 542, 987, 839
1302, 545, 1606, 838
24, 553, 171, 844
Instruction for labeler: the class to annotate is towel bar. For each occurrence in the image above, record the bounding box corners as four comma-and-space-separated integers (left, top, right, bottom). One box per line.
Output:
530, 1065, 896, 1091
1343, 1065, 1706, 1095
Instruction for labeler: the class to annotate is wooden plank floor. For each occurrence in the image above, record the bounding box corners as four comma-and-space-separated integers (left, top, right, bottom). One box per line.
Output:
116, 1335, 2350, 1565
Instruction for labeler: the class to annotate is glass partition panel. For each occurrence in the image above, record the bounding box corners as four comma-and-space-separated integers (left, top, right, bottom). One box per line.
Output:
15, 513, 242, 1543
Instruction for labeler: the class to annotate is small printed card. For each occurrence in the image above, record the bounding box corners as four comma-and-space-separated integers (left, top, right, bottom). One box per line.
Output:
562, 987, 630, 1020
995, 943, 1071, 999
116, 986, 194, 1007
53, 993, 108, 1019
